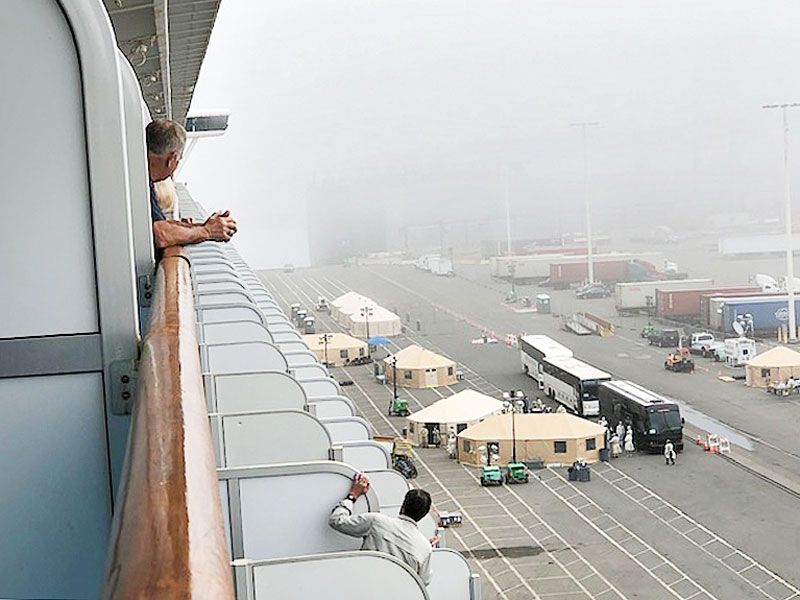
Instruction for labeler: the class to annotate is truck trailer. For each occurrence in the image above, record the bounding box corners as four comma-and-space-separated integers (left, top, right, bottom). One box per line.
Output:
700, 291, 785, 329
714, 296, 800, 334
656, 286, 761, 322
548, 259, 659, 289
615, 279, 714, 313
492, 252, 665, 283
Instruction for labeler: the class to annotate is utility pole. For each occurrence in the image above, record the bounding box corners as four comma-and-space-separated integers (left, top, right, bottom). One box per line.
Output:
360, 305, 374, 356
319, 333, 333, 366
504, 167, 512, 257
570, 122, 599, 284
764, 103, 800, 342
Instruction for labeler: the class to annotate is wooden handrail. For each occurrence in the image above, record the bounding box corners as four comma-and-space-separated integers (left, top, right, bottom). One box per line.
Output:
103, 247, 234, 599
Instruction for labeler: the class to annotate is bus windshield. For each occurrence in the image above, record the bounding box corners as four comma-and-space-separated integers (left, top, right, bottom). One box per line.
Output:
648, 409, 682, 433
581, 380, 600, 400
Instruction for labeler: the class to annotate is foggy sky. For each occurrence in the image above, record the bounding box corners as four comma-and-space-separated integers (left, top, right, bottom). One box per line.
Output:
181, 0, 800, 269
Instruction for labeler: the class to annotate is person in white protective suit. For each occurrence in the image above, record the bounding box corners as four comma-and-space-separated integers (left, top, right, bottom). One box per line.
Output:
624, 426, 635, 456
615, 421, 626, 444
664, 439, 676, 465
610, 433, 622, 459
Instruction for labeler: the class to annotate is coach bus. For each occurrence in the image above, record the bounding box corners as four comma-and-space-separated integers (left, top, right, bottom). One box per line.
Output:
541, 356, 611, 416
599, 380, 684, 451
519, 334, 573, 389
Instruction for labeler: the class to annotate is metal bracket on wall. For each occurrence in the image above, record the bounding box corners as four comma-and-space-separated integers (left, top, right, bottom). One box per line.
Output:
110, 359, 138, 415
137, 273, 154, 307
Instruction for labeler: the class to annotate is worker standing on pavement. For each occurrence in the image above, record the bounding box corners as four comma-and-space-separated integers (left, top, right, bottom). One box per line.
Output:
610, 433, 622, 459
624, 426, 635, 457
615, 420, 626, 444
664, 439, 676, 465
419, 427, 428, 448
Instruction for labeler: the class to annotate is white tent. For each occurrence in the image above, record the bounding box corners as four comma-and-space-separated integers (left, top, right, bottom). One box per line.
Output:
331, 292, 375, 324
348, 306, 402, 337
406, 389, 504, 446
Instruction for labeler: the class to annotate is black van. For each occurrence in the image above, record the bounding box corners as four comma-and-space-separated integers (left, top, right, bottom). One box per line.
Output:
648, 328, 680, 348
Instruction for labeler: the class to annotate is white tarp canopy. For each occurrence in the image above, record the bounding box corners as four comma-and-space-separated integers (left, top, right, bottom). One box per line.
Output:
408, 390, 504, 425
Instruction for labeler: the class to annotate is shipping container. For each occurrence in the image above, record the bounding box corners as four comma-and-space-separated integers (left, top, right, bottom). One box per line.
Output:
549, 260, 625, 288
656, 286, 760, 321
700, 291, 783, 328
615, 279, 714, 312
492, 252, 665, 282
718, 234, 800, 257
715, 296, 800, 334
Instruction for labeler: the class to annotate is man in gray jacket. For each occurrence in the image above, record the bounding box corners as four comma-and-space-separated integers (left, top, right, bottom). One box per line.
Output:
329, 473, 434, 585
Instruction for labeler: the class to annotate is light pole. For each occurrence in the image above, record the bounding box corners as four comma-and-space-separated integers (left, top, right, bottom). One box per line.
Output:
389, 355, 398, 404
570, 122, 599, 284
319, 333, 333, 366
360, 305, 374, 356
503, 394, 525, 464
504, 166, 512, 257
764, 103, 800, 342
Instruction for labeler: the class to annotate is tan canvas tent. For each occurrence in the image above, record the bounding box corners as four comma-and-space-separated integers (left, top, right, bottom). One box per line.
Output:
385, 344, 457, 388
745, 346, 800, 387
302, 332, 368, 367
457, 413, 606, 466
406, 390, 504, 446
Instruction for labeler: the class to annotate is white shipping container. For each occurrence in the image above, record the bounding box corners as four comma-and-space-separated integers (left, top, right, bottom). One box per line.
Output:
615, 279, 714, 311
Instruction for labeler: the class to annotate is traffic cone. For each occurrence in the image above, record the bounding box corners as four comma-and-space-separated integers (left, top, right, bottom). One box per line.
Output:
695, 435, 703, 446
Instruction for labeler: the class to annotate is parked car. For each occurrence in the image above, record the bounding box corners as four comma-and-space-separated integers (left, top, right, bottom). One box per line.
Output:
648, 328, 680, 347
575, 282, 611, 299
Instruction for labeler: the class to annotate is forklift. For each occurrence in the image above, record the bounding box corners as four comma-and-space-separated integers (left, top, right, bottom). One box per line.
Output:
391, 437, 417, 479
503, 463, 529, 484
480, 465, 503, 486
388, 397, 409, 417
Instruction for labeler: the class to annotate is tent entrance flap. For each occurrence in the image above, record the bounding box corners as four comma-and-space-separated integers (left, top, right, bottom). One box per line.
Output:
425, 368, 437, 387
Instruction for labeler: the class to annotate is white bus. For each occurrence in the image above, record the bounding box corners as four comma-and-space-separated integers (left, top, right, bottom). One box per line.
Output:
519, 335, 573, 389
541, 356, 612, 417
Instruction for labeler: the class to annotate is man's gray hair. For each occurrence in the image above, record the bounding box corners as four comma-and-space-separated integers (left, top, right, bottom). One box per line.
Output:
146, 118, 187, 156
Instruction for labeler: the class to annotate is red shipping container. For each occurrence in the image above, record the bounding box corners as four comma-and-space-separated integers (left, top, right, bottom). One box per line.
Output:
549, 260, 629, 288
656, 287, 760, 321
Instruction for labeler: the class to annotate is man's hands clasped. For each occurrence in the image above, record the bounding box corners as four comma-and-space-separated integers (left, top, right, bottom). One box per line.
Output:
203, 210, 238, 242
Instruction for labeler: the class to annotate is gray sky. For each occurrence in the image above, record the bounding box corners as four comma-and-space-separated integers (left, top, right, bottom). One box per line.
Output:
182, 0, 800, 269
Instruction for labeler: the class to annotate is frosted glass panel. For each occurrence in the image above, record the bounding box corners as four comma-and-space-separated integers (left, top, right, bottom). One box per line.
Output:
0, 0, 98, 337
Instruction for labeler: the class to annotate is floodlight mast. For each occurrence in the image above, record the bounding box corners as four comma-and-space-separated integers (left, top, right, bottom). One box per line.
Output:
570, 122, 599, 284
763, 103, 800, 342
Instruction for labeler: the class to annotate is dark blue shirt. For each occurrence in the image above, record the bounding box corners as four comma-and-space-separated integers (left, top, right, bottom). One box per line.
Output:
150, 178, 165, 262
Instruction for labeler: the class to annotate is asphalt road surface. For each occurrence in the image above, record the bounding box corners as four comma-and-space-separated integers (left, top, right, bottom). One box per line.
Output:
260, 266, 800, 600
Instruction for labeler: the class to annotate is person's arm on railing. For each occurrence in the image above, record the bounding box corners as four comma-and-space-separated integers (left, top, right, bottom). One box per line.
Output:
153, 211, 237, 248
